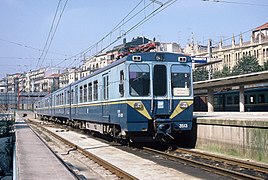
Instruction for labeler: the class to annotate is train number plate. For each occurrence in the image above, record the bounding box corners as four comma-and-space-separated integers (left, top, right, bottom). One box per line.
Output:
179, 124, 188, 129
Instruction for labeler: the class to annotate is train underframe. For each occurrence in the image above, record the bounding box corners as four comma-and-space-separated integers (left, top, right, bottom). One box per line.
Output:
37, 114, 197, 147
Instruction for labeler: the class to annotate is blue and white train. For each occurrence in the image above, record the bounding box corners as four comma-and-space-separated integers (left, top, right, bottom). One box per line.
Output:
35, 52, 194, 142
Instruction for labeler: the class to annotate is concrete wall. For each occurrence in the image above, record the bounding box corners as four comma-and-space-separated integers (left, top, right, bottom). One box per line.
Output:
196, 118, 268, 163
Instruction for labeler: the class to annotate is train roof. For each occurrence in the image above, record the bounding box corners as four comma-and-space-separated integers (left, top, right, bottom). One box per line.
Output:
51, 52, 191, 94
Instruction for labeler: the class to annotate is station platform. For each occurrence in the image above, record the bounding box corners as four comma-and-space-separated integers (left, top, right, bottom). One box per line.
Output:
193, 111, 268, 163
15, 116, 75, 180
194, 111, 268, 121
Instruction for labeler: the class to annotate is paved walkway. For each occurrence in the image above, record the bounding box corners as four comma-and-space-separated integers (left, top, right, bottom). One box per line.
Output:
15, 117, 75, 180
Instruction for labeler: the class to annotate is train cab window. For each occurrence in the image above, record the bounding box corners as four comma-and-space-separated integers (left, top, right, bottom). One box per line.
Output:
93, 80, 98, 101
79, 86, 83, 103
88, 83, 92, 102
258, 94, 265, 103
84, 84, 87, 102
129, 64, 150, 96
153, 65, 167, 96
171, 65, 191, 96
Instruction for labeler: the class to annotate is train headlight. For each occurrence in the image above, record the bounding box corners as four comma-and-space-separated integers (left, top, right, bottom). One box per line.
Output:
179, 102, 188, 109
134, 102, 144, 110
132, 55, 142, 62
178, 57, 187, 62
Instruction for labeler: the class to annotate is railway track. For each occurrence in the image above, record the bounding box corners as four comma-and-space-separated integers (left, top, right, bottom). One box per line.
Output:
26, 119, 138, 180
142, 146, 268, 180
26, 117, 268, 179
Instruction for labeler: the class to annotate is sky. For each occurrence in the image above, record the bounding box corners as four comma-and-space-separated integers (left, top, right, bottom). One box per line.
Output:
0, 0, 267, 79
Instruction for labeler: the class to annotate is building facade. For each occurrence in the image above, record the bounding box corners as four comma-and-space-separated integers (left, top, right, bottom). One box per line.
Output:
185, 22, 268, 72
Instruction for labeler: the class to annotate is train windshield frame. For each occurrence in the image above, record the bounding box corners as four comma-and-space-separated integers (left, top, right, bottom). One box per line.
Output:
171, 65, 191, 96
129, 63, 150, 96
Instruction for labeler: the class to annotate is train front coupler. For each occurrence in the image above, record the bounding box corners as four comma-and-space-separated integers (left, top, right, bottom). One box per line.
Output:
153, 118, 174, 141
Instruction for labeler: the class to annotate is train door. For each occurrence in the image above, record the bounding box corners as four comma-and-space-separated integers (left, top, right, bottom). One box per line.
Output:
152, 64, 169, 115
64, 90, 66, 114
75, 85, 78, 115
102, 73, 110, 122
68, 86, 72, 120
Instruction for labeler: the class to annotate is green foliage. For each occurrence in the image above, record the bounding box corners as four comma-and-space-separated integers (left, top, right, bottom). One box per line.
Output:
263, 61, 268, 70
213, 65, 231, 79
232, 56, 262, 75
193, 67, 208, 82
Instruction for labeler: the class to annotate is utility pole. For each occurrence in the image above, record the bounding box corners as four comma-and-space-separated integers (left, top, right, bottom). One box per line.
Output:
208, 39, 212, 80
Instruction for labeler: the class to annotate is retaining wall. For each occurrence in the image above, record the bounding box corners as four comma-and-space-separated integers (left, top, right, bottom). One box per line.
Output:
195, 114, 268, 163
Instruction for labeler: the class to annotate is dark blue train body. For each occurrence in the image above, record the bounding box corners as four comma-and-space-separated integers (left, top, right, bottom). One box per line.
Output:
35, 52, 194, 142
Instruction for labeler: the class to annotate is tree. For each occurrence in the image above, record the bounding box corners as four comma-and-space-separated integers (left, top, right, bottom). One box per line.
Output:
232, 56, 262, 75
213, 65, 231, 79
193, 67, 208, 82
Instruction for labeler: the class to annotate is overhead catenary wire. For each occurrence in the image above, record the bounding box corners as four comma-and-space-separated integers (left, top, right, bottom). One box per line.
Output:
36, 0, 62, 68
0, 38, 68, 57
61, 0, 178, 69
37, 0, 69, 68
60, 0, 147, 66
202, 0, 268, 7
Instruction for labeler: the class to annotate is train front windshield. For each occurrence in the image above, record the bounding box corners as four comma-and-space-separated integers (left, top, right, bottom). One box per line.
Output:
129, 63, 191, 97
129, 64, 150, 96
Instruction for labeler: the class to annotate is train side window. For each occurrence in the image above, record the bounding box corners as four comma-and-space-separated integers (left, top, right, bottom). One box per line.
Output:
171, 65, 191, 96
245, 95, 248, 104
234, 95, 239, 104
249, 95, 256, 104
88, 83, 92, 102
75, 86, 78, 104
214, 97, 218, 105
258, 94, 265, 103
79, 86, 83, 103
64, 90, 67, 104
71, 90, 74, 104
103, 75, 109, 100
84, 84, 88, 102
119, 70, 124, 97
226, 96, 233, 104
93, 80, 98, 101
67, 91, 70, 104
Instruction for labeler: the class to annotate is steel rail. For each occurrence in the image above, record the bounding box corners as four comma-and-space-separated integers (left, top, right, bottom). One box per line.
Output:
28, 120, 138, 180
143, 147, 265, 180
175, 148, 268, 175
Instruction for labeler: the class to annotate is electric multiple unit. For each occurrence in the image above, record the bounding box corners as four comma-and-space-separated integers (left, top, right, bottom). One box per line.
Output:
35, 52, 194, 142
